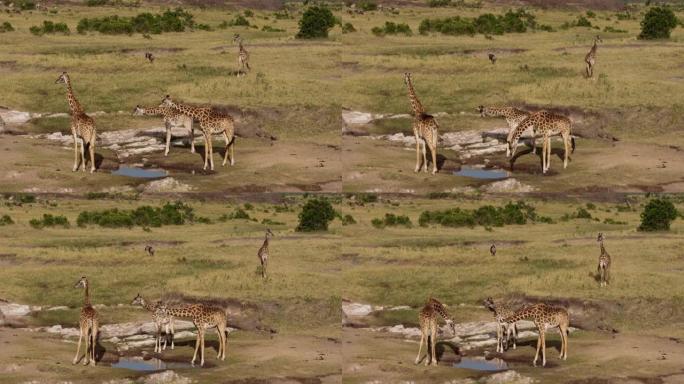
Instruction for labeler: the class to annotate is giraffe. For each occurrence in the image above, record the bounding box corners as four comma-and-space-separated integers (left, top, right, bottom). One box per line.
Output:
404, 73, 439, 174
161, 95, 235, 171
483, 297, 518, 353
477, 106, 532, 157
163, 304, 228, 366
415, 297, 456, 366
131, 294, 175, 353
55, 72, 96, 173
257, 228, 274, 279
597, 232, 611, 287
507, 111, 575, 174
233, 34, 250, 77
585, 35, 602, 78
73, 276, 98, 366
502, 303, 569, 367
133, 105, 196, 155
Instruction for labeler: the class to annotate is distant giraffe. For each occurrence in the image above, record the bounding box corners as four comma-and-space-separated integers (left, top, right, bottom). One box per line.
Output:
483, 297, 518, 353
73, 276, 98, 366
161, 95, 235, 171
233, 34, 250, 77
597, 232, 612, 287
404, 73, 439, 174
490, 243, 497, 256
477, 106, 532, 157
257, 228, 274, 279
415, 297, 455, 366
55, 72, 96, 173
585, 35, 601, 78
145, 52, 155, 64
133, 105, 196, 155
131, 294, 175, 353
508, 111, 575, 174
163, 303, 228, 366
502, 303, 569, 367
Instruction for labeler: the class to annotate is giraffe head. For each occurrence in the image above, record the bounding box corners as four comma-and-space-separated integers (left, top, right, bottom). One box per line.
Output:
595, 35, 602, 44
74, 276, 88, 289
445, 319, 456, 335
483, 297, 496, 312
597, 232, 604, 242
477, 105, 487, 117
507, 136, 520, 158
403, 72, 412, 86
131, 293, 146, 306
265, 228, 274, 238
233, 34, 242, 43
55, 71, 70, 85
160, 95, 174, 108
133, 105, 145, 116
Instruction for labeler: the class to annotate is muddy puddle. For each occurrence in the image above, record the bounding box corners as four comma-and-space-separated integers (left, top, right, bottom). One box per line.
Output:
112, 167, 167, 179
111, 356, 193, 371
454, 166, 509, 180
454, 357, 508, 371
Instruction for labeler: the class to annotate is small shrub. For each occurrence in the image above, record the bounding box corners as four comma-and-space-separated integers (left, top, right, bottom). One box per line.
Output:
357, 0, 378, 11
85, 192, 110, 200
273, 10, 291, 20
586, 202, 596, 210
0, 22, 14, 32
561, 207, 593, 221
341, 22, 356, 33
16, 0, 36, 10
30, 214, 69, 229
372, 213, 412, 228
603, 218, 627, 225
30, 21, 71, 36
218, 208, 250, 221
419, 9, 537, 36
261, 218, 285, 226
586, 10, 596, 18
0, 214, 13, 225
428, 0, 451, 7
418, 202, 543, 228
77, 8, 196, 35
639, 198, 678, 231
639, 6, 678, 40
604, 26, 627, 33
244, 9, 254, 17
296, 6, 335, 39
372, 21, 412, 36
86, 0, 108, 6
340, 214, 356, 225
296, 198, 335, 232
262, 25, 284, 32
77, 202, 195, 228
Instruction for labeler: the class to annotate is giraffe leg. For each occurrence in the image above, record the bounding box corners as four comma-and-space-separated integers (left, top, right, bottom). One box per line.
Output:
533, 330, 541, 366
422, 141, 428, 173
191, 330, 201, 366
415, 329, 425, 364
72, 134, 79, 172
541, 137, 547, 174
563, 133, 569, 169
203, 134, 209, 170
80, 139, 86, 173
200, 329, 206, 367
546, 136, 552, 172
189, 119, 196, 154
165, 122, 171, 156
513, 323, 518, 349
162, 323, 168, 351
90, 321, 98, 365
222, 132, 229, 167
414, 133, 421, 172
73, 327, 84, 364
218, 323, 227, 360
171, 320, 175, 350
155, 323, 161, 353
531, 135, 536, 154
229, 136, 235, 166
430, 325, 438, 365
83, 326, 91, 365
541, 330, 547, 367
89, 140, 95, 173
496, 323, 503, 353
208, 134, 215, 171
430, 141, 437, 175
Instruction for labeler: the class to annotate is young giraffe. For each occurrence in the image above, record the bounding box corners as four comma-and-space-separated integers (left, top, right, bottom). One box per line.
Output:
502, 303, 569, 367
257, 228, 274, 279
597, 232, 612, 287
415, 297, 456, 366
508, 111, 575, 174
55, 72, 96, 173
131, 294, 175, 353
584, 35, 602, 78
233, 34, 250, 77
483, 297, 518, 353
404, 73, 439, 175
163, 304, 228, 366
133, 105, 196, 156
477, 106, 533, 156
161, 95, 235, 171
73, 276, 99, 366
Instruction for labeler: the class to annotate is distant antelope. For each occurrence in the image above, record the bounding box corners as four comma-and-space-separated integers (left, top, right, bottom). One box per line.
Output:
145, 52, 155, 64
145, 245, 155, 256
488, 53, 496, 64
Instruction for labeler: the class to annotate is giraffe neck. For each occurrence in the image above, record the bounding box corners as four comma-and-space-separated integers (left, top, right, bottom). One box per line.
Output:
65, 81, 84, 115
599, 240, 607, 255
430, 300, 451, 322
502, 305, 538, 324
263, 236, 269, 248
140, 106, 169, 116
140, 297, 157, 312
405, 78, 425, 116
508, 117, 531, 143
590, 40, 598, 55
165, 305, 197, 319
84, 283, 91, 307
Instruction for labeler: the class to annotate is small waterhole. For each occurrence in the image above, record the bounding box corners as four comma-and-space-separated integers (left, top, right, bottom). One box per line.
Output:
112, 167, 167, 179
454, 166, 508, 180
111, 357, 193, 371
453, 357, 508, 371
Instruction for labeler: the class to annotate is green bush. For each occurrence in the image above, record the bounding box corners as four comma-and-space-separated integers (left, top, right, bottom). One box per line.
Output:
586, 10, 596, 18
261, 218, 285, 226
296, 198, 335, 232
0, 22, 14, 33
86, 0, 108, 6
419, 9, 537, 36
341, 22, 356, 33
218, 208, 250, 221
296, 6, 335, 39
639, 6, 678, 40
262, 25, 284, 32
77, 202, 195, 228
428, 0, 451, 7
371, 213, 412, 228
16, 0, 35, 10
372, 21, 412, 36
604, 26, 627, 33
77, 8, 196, 35
639, 198, 678, 231
340, 214, 356, 225
30, 214, 69, 229
418, 202, 543, 228
357, 0, 378, 11
0, 214, 13, 226
30, 21, 71, 36
560, 207, 593, 221
244, 9, 254, 17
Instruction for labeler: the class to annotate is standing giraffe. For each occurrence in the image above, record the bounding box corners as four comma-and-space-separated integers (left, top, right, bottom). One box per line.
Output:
477, 106, 532, 156
257, 228, 274, 279
483, 297, 518, 353
131, 294, 175, 353
502, 303, 569, 367
597, 232, 612, 287
233, 34, 250, 77
133, 105, 196, 155
55, 72, 96, 173
404, 73, 439, 174
414, 297, 456, 366
584, 35, 602, 78
73, 276, 98, 366
507, 111, 575, 174
163, 304, 228, 366
161, 95, 235, 171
